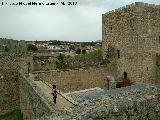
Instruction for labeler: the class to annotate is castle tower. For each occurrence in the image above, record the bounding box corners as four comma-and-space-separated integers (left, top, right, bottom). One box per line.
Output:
102, 2, 160, 84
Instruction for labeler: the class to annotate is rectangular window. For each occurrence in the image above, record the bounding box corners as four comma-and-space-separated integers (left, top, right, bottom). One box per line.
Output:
109, 16, 112, 32
117, 50, 120, 58
110, 26, 112, 31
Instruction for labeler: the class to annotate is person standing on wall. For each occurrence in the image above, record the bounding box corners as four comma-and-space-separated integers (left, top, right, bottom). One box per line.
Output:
52, 85, 57, 104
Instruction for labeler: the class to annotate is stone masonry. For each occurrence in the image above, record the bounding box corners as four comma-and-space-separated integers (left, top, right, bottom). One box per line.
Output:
69, 84, 160, 120
34, 83, 160, 120
0, 38, 27, 54
0, 54, 20, 115
0, 2, 160, 119
0, 38, 27, 115
35, 66, 116, 93
102, 2, 160, 84
0, 51, 160, 120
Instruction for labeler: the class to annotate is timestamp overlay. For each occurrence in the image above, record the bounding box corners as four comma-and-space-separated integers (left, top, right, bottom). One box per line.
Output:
0, 1, 78, 6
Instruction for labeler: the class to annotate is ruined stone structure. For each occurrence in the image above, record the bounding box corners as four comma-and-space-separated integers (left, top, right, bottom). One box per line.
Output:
102, 2, 160, 84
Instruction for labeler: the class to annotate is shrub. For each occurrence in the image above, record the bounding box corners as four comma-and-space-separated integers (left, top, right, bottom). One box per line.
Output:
27, 44, 38, 52
76, 48, 81, 54
82, 49, 86, 54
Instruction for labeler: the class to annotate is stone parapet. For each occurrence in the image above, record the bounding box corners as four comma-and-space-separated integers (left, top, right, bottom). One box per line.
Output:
104, 2, 160, 15
34, 67, 116, 93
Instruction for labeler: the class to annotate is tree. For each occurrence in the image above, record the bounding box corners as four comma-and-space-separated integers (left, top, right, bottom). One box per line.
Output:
55, 54, 70, 69
90, 41, 95, 46
76, 48, 81, 54
57, 53, 65, 61
81, 43, 86, 48
4, 46, 9, 52
82, 49, 86, 54
55, 60, 69, 69
27, 44, 38, 52
69, 45, 75, 51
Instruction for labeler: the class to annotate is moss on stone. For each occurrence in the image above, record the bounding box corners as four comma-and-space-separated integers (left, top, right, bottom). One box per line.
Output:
0, 109, 23, 120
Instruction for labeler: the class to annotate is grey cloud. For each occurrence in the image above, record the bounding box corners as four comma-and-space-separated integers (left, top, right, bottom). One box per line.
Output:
0, 0, 159, 41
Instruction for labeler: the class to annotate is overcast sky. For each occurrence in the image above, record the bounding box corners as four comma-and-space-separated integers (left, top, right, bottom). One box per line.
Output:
0, 0, 159, 42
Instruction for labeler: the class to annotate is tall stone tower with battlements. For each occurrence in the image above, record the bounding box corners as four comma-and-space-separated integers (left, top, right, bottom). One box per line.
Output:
102, 2, 160, 84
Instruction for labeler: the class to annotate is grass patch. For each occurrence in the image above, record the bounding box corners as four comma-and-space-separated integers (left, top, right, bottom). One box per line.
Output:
0, 109, 23, 120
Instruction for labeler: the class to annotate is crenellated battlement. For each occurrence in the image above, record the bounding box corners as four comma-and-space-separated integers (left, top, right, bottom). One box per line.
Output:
104, 2, 160, 15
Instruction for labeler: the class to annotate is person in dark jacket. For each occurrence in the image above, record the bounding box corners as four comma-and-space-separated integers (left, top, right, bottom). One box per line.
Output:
52, 85, 57, 104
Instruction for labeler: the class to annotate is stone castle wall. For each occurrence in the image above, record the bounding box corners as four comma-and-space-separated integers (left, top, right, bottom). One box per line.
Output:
0, 2, 160, 119
35, 66, 116, 93
0, 55, 159, 120
0, 54, 35, 116
0, 55, 20, 115
156, 54, 160, 84
0, 54, 67, 119
19, 72, 59, 120
19, 72, 76, 120
0, 38, 27, 54
102, 2, 160, 84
